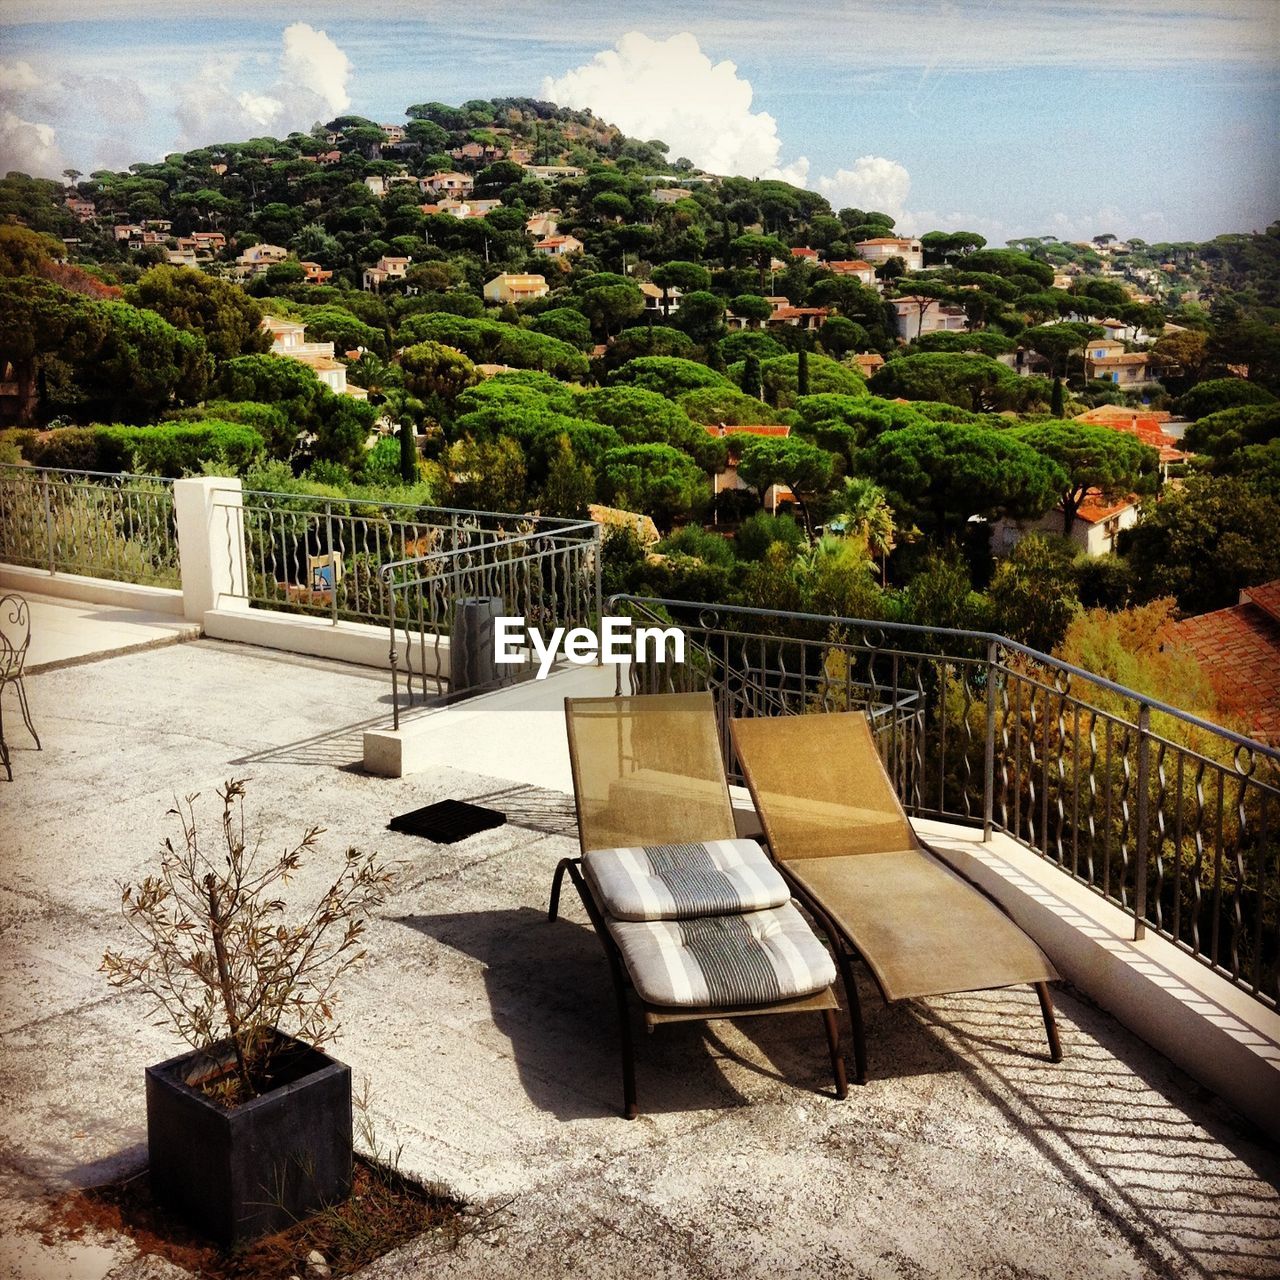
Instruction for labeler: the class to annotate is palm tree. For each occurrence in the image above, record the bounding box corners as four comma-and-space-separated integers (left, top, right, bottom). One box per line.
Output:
831, 477, 898, 585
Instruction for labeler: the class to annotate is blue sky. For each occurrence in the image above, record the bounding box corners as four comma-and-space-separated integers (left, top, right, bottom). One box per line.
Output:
1, 1, 1276, 244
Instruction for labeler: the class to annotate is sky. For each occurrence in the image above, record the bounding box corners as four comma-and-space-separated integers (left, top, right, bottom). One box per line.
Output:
1, 0, 1277, 245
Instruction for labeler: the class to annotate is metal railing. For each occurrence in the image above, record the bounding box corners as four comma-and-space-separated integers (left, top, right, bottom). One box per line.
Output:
0, 464, 179, 587
213, 487, 595, 630
612, 595, 1280, 1011
383, 520, 602, 725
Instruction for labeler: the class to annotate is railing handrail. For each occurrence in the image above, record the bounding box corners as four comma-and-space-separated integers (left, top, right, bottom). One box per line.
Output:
0, 462, 176, 488
219, 484, 596, 529
380, 523, 600, 582
610, 594, 1280, 764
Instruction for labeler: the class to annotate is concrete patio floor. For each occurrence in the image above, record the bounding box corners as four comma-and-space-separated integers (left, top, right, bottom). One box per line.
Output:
1, 639, 1278, 1280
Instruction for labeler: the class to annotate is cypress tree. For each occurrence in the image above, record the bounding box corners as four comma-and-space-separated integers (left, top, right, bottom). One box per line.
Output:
797, 346, 810, 398
1051, 375, 1064, 418
399, 417, 417, 482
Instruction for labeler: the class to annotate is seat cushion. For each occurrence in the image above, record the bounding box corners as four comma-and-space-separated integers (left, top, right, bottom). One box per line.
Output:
584, 838, 789, 922
606, 901, 837, 1008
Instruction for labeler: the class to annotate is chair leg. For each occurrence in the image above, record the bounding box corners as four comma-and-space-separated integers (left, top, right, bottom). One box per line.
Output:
1035, 982, 1064, 1063
835, 946, 868, 1085
822, 1008, 848, 1100
15, 678, 38, 750
0, 694, 9, 783
616, 985, 638, 1120
548, 856, 577, 921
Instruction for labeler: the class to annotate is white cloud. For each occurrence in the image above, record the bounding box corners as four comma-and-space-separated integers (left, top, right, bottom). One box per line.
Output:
542, 31, 792, 178
0, 109, 63, 175
175, 23, 352, 146
817, 156, 912, 221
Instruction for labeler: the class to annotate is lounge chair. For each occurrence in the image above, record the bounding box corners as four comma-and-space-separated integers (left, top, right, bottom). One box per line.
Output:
550, 692, 847, 1118
731, 709, 1063, 1084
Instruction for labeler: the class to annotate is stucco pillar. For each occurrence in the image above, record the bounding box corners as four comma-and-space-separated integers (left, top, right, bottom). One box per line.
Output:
172, 476, 250, 622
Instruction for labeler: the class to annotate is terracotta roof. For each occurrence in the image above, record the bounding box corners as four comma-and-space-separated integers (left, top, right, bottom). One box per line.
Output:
1077, 405, 1172, 424
1088, 353, 1151, 366
771, 306, 830, 320
1165, 583, 1280, 744
790, 247, 819, 257
827, 260, 874, 272
1073, 408, 1187, 463
1074, 490, 1138, 524
704, 424, 792, 438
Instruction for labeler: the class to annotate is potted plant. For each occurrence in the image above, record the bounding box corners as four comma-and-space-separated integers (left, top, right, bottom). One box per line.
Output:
102, 779, 393, 1247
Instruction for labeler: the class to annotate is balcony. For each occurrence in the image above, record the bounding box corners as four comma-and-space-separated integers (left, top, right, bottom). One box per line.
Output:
1, 468, 1278, 1277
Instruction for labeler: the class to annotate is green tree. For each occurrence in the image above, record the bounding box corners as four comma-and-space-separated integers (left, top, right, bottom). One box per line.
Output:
860, 421, 1066, 542
1175, 377, 1277, 420
532, 307, 594, 351
609, 356, 730, 398
1013, 421, 1157, 535
577, 279, 645, 338
650, 260, 711, 319
539, 433, 596, 517
729, 234, 789, 289
1118, 476, 1280, 614
987, 534, 1082, 653
399, 340, 481, 405
730, 293, 774, 329
869, 352, 1024, 412
673, 290, 726, 343
599, 443, 706, 528
736, 436, 837, 540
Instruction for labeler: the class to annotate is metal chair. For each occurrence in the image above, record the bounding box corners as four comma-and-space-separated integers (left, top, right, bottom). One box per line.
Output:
0, 593, 40, 781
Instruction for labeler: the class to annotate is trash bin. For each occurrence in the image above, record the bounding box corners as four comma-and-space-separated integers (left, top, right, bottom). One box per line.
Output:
450, 596, 503, 693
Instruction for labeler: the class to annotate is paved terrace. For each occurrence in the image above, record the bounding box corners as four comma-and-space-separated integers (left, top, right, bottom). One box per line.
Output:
1, 638, 1278, 1280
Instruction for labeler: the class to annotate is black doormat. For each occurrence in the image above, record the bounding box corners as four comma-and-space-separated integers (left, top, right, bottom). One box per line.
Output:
387, 799, 507, 844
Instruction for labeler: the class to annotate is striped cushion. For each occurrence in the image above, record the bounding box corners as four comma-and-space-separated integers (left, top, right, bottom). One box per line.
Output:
584, 838, 789, 922
606, 902, 837, 1008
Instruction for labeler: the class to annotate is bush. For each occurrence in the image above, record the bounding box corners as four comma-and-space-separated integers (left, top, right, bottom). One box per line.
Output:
608, 356, 730, 398
96, 421, 266, 475
25, 428, 104, 471
734, 511, 806, 561
728, 352, 866, 407
1175, 377, 1276, 421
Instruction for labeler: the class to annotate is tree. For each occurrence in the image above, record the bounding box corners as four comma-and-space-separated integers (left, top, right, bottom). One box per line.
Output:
577, 279, 645, 339
1050, 377, 1065, 418
447, 436, 527, 512
650, 260, 711, 319
860, 421, 1066, 543
399, 340, 480, 406
539, 433, 596, 517
1020, 322, 1104, 379
599, 443, 706, 529
294, 304, 384, 356
127, 266, 269, 363
729, 234, 789, 289
987, 534, 1082, 653
532, 307, 593, 350
399, 416, 418, 483
737, 352, 866, 408
817, 316, 865, 357
1118, 476, 1280, 614
736, 436, 837, 539
1013, 421, 1157, 535
829, 477, 897, 583
742, 353, 764, 400
868, 352, 1024, 412
730, 293, 774, 329
577, 385, 726, 469
1175, 377, 1276, 420
672, 290, 725, 344
609, 356, 730, 398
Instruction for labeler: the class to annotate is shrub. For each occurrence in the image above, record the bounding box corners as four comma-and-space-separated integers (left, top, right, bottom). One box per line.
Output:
1175, 377, 1276, 421
95, 421, 266, 476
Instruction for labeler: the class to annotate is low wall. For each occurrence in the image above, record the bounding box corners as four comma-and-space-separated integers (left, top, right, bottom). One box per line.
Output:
0, 564, 184, 616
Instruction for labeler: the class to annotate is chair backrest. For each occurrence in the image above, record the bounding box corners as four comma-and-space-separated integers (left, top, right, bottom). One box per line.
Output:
731, 710, 919, 861
0, 594, 33, 677
565, 692, 736, 854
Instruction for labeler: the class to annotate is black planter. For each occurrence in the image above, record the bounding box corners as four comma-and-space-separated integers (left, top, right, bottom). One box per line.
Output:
145, 1030, 352, 1246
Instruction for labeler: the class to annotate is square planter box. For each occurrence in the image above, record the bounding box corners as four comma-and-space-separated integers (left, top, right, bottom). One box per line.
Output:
145, 1030, 352, 1247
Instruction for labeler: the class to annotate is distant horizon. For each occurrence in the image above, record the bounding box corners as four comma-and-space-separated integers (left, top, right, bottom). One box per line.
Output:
2, 1, 1277, 244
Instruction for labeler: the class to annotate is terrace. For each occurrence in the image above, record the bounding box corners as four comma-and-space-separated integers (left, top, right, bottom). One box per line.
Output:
1, 465, 1278, 1278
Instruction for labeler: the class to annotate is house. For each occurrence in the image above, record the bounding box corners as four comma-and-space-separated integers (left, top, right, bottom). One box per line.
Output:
234, 243, 289, 277
852, 352, 886, 379
420, 171, 474, 196
317, 150, 343, 165
451, 141, 504, 164
826, 260, 877, 285
652, 187, 690, 204
364, 172, 416, 198
525, 212, 560, 238
534, 234, 584, 257
992, 490, 1140, 559
768, 305, 830, 332
891, 296, 968, 341
724, 296, 794, 331
1074, 406, 1188, 475
1085, 338, 1127, 362
483, 273, 549, 304
522, 164, 585, 180
64, 197, 96, 222
999, 347, 1053, 377
639, 281, 682, 316
112, 223, 143, 242
790, 247, 820, 264
706, 424, 796, 512
1085, 351, 1156, 387
190, 231, 226, 256
380, 124, 406, 144
1163, 581, 1280, 745
363, 256, 410, 291
299, 261, 333, 285
854, 236, 924, 272
166, 247, 199, 268
261, 316, 367, 400
1100, 317, 1155, 345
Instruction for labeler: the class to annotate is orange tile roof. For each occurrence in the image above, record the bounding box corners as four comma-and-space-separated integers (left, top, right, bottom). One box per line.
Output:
1166, 584, 1280, 744
1074, 490, 1138, 524
827, 260, 874, 272
1073, 408, 1188, 463
705, 424, 792, 437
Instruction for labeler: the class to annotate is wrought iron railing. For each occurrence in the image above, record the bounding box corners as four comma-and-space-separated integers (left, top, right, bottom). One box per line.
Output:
612, 595, 1280, 1011
382, 521, 602, 725
212, 487, 596, 630
0, 464, 179, 587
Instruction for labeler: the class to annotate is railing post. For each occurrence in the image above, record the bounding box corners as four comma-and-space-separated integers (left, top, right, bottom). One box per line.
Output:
42, 474, 55, 574
983, 638, 998, 841
1134, 702, 1151, 940
325, 501, 338, 626
593, 523, 604, 665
